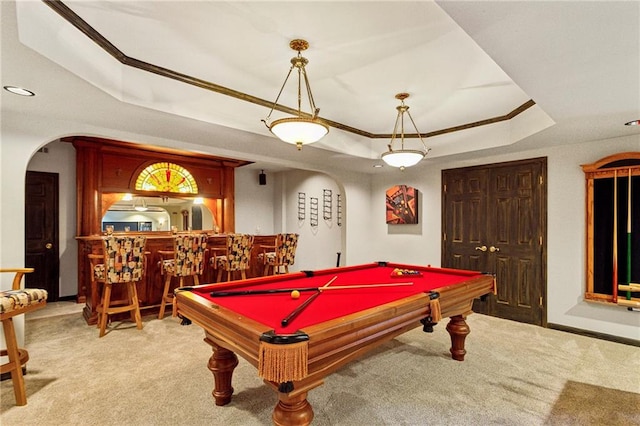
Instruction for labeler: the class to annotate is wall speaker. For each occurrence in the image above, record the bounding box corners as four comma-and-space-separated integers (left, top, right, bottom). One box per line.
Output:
259, 170, 267, 186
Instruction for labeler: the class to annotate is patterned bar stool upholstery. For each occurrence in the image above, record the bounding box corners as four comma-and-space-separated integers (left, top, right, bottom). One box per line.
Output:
257, 233, 299, 275
210, 233, 254, 282
0, 268, 48, 405
158, 233, 208, 319
93, 236, 147, 337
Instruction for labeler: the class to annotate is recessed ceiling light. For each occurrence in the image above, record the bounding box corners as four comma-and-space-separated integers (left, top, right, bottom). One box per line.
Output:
624, 119, 640, 126
3, 86, 35, 96
373, 164, 383, 168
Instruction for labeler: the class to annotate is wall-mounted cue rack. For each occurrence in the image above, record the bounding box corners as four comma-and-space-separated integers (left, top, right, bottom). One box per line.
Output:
582, 152, 640, 309
323, 189, 332, 220
310, 197, 319, 227
298, 192, 306, 221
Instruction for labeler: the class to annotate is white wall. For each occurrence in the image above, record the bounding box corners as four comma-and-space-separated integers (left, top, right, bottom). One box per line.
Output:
329, 170, 374, 266
280, 170, 343, 271
369, 166, 443, 267
235, 167, 275, 235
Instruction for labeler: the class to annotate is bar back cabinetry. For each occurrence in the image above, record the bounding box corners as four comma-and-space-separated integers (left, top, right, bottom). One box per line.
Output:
67, 136, 258, 324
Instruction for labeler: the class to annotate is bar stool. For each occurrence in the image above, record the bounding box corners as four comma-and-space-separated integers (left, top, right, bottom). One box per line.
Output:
210, 233, 254, 282
0, 268, 48, 406
158, 233, 208, 319
257, 233, 299, 275
92, 236, 147, 337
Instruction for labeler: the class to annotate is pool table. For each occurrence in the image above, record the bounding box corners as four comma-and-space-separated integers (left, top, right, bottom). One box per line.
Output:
174, 262, 495, 426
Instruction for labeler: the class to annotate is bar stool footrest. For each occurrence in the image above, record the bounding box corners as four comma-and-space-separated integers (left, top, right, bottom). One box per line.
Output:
0, 348, 30, 374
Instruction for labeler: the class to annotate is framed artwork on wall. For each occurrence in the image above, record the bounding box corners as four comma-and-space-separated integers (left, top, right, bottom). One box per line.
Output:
386, 185, 419, 224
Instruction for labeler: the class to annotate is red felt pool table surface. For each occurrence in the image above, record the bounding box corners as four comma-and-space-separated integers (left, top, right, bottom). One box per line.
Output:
174, 262, 495, 426
189, 262, 481, 334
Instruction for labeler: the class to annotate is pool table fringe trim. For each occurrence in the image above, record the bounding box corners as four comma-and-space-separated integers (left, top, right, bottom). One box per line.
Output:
258, 340, 309, 382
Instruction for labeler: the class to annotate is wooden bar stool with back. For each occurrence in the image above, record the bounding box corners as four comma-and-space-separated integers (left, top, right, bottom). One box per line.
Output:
158, 233, 208, 319
210, 233, 255, 282
88, 235, 147, 337
0, 268, 48, 405
257, 233, 299, 275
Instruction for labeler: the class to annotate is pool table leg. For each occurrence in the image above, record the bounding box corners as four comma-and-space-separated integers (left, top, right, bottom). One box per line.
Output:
206, 340, 239, 406
445, 314, 470, 361
272, 390, 314, 426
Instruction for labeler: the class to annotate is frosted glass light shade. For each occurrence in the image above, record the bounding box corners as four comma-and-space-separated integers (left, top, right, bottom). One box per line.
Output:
270, 117, 329, 149
133, 197, 148, 211
381, 150, 426, 168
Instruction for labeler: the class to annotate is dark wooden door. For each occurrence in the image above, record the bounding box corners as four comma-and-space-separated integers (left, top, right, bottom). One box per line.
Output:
440, 166, 489, 272
25, 171, 59, 301
442, 158, 546, 326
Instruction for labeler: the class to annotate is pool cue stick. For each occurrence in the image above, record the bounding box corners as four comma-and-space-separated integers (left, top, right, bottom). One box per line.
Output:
626, 168, 632, 300
281, 276, 337, 327
210, 281, 414, 297
613, 170, 618, 303
317, 282, 413, 291
616, 298, 640, 308
618, 284, 640, 292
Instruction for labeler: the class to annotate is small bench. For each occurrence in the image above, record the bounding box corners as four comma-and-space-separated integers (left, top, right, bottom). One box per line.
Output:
1, 268, 48, 406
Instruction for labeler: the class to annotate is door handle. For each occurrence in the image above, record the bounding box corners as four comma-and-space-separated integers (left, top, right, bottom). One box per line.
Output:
45, 243, 53, 249
475, 245, 487, 252
489, 246, 500, 253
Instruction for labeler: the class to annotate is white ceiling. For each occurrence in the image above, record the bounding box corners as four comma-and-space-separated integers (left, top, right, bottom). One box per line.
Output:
2, 1, 638, 174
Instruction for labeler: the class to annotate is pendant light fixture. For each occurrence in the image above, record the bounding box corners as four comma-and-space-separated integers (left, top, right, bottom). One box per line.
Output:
262, 39, 329, 150
381, 93, 430, 170
133, 197, 148, 212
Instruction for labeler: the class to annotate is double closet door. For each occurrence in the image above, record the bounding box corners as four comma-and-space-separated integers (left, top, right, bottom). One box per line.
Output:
441, 158, 547, 326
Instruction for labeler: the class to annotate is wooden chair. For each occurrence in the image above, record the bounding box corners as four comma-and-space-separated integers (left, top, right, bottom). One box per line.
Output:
0, 268, 48, 406
91, 236, 147, 337
158, 233, 208, 319
257, 233, 299, 275
210, 233, 255, 282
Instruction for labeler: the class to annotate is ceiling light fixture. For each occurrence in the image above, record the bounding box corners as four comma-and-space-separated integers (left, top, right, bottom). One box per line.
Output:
3, 86, 35, 96
381, 93, 430, 170
262, 39, 328, 150
133, 197, 148, 212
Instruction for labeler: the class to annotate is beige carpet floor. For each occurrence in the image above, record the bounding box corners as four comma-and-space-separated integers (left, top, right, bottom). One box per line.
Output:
1, 307, 639, 425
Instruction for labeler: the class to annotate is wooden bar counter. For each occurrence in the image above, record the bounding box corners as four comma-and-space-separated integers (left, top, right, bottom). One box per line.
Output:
77, 233, 277, 325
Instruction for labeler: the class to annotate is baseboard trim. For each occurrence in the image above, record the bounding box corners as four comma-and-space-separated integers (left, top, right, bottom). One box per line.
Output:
548, 323, 640, 347
57, 295, 77, 302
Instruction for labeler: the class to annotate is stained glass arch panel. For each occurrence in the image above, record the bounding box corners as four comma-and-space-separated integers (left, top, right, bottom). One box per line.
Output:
135, 162, 198, 194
